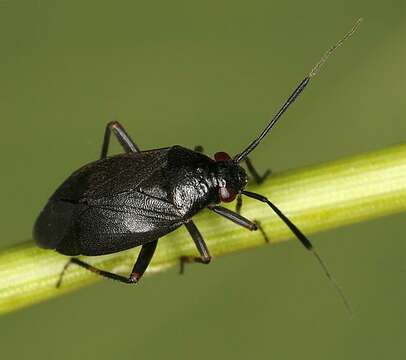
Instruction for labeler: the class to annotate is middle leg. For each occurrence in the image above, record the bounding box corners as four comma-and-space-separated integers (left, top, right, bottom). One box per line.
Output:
180, 220, 212, 274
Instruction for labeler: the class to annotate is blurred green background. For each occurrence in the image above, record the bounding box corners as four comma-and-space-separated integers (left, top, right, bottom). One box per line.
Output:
1, 1, 405, 359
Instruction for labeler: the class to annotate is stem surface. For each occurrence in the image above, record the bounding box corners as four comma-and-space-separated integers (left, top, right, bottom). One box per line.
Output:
1, 144, 405, 315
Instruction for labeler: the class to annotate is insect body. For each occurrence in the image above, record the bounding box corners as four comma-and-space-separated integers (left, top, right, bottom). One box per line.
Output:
34, 20, 361, 310
35, 144, 249, 259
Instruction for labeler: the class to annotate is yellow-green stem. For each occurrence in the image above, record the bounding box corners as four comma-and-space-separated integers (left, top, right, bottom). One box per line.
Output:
1, 144, 405, 315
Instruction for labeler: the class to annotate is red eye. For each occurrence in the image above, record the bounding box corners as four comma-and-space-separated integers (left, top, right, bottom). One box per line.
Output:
219, 187, 236, 202
214, 152, 231, 162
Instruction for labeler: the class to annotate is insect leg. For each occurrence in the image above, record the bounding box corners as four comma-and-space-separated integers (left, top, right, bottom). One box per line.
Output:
244, 157, 271, 184
180, 221, 211, 274
235, 191, 269, 243
211, 204, 269, 243
57, 239, 158, 287
208, 205, 257, 230
236, 157, 270, 212
128, 239, 159, 281
101, 121, 141, 159
237, 158, 271, 242
236, 193, 243, 214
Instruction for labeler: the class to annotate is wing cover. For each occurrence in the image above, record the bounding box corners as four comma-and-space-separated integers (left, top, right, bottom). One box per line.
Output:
34, 148, 188, 255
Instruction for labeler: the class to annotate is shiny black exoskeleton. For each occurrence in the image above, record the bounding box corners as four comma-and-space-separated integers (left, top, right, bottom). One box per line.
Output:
34, 20, 360, 295
34, 117, 310, 286
35, 120, 275, 285
35, 143, 248, 257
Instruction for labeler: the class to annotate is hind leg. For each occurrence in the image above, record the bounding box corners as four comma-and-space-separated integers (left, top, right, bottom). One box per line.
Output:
57, 240, 158, 287
101, 121, 141, 159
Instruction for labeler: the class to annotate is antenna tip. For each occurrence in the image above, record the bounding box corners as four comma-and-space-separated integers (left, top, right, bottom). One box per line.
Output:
308, 18, 363, 78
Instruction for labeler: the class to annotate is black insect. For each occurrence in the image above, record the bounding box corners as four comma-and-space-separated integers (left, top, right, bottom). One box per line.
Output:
34, 20, 361, 310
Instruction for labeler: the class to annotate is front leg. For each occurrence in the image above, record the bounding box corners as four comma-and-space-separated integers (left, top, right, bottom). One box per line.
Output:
235, 157, 271, 244
244, 157, 271, 185
236, 157, 271, 214
209, 205, 257, 230
211, 204, 269, 244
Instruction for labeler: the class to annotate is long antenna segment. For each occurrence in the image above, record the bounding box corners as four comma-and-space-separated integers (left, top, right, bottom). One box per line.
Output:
233, 18, 363, 163
242, 190, 353, 316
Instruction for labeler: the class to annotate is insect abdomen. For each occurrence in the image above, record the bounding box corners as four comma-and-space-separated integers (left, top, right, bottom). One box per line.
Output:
33, 199, 81, 255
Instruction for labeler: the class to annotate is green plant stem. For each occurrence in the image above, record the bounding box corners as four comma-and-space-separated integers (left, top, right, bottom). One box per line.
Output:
1, 144, 405, 315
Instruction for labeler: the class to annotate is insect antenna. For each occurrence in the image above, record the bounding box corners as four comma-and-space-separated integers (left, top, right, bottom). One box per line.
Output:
242, 190, 353, 316
233, 18, 363, 163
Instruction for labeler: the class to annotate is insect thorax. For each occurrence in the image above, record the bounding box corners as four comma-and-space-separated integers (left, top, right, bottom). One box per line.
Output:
171, 159, 247, 216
